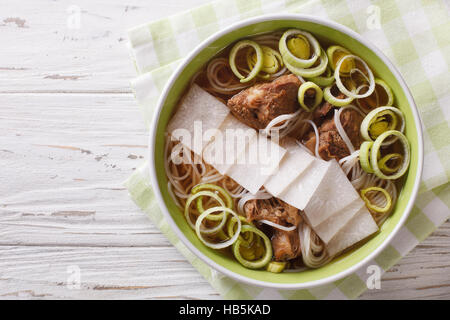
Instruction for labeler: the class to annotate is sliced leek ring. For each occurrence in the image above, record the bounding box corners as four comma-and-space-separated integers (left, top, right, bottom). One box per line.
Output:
227, 215, 253, 247
229, 40, 263, 83
378, 153, 404, 174
359, 141, 374, 173
361, 187, 393, 214
298, 81, 323, 112
370, 130, 410, 180
195, 206, 241, 249
284, 48, 328, 78
306, 66, 334, 86
323, 85, 354, 106
279, 29, 321, 69
247, 45, 283, 75
327, 45, 355, 74
356, 79, 394, 111
335, 54, 375, 99
232, 224, 272, 269
361, 106, 405, 144
192, 183, 234, 215
266, 261, 287, 273
184, 190, 226, 230
375, 79, 394, 106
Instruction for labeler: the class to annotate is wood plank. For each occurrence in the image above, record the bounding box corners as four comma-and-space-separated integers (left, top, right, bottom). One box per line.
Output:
0, 93, 158, 246
0, 246, 219, 299
0, 0, 211, 93
361, 221, 450, 299
0, 222, 448, 299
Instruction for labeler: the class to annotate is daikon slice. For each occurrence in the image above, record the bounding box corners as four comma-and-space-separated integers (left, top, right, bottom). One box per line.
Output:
313, 197, 365, 244
167, 84, 230, 155
203, 114, 257, 174
264, 138, 315, 196
304, 159, 359, 227
326, 205, 378, 257
226, 134, 286, 194
278, 158, 330, 210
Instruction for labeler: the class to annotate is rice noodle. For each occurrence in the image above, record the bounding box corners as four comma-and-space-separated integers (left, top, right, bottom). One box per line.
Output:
339, 149, 398, 225
299, 222, 332, 268
334, 105, 366, 154
237, 189, 272, 215
263, 109, 302, 137
295, 120, 320, 158
258, 219, 297, 232
205, 58, 252, 95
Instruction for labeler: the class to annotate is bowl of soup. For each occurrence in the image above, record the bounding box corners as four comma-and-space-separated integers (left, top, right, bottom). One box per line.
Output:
147, 14, 423, 289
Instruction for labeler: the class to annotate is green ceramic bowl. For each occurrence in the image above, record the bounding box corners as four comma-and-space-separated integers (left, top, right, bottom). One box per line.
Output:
148, 14, 424, 289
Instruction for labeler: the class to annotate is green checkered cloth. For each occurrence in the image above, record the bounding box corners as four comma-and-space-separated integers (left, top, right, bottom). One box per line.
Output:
126, 0, 450, 299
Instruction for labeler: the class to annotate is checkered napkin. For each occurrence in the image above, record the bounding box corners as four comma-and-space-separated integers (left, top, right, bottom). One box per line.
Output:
125, 0, 450, 299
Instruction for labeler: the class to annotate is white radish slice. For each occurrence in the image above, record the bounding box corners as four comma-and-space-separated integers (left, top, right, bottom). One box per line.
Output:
167, 84, 230, 155
264, 137, 315, 196
326, 205, 378, 257
226, 134, 287, 195
202, 114, 257, 174
303, 159, 360, 227
277, 158, 330, 211
313, 197, 365, 244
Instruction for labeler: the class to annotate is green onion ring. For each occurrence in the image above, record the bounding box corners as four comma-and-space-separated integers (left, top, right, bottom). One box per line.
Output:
370, 130, 410, 180
192, 183, 234, 215
375, 79, 394, 106
306, 66, 334, 86
359, 141, 374, 173
266, 261, 286, 273
247, 45, 283, 75
326, 45, 354, 73
357, 79, 394, 109
229, 40, 263, 83
283, 48, 328, 78
378, 153, 404, 174
298, 81, 323, 112
184, 190, 226, 230
232, 224, 272, 269
279, 29, 321, 68
361, 186, 392, 214
195, 206, 241, 249
361, 106, 405, 144
323, 85, 354, 107
227, 215, 254, 247
335, 54, 375, 99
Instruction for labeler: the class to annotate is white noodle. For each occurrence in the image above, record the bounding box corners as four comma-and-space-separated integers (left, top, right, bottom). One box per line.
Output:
299, 222, 332, 268
206, 58, 252, 95
237, 189, 272, 215
258, 219, 297, 232
333, 105, 365, 154
297, 120, 320, 158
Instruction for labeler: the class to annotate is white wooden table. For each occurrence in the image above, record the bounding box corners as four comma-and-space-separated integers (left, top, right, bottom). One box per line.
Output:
1, 0, 449, 300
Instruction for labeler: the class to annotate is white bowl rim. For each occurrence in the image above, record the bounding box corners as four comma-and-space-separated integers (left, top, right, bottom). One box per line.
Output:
147, 13, 424, 290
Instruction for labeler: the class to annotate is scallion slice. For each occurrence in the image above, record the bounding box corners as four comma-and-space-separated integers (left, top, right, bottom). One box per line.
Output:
370, 130, 410, 180
298, 81, 323, 112
232, 224, 272, 269
361, 187, 393, 214
279, 29, 321, 68
229, 40, 263, 83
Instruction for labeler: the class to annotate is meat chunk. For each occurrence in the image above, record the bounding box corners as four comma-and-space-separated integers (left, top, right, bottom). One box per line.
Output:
304, 108, 363, 160
312, 93, 345, 123
272, 229, 302, 261
244, 197, 302, 227
227, 74, 302, 130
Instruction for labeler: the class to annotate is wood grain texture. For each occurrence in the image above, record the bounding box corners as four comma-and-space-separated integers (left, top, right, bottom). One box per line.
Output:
0, 0, 449, 300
